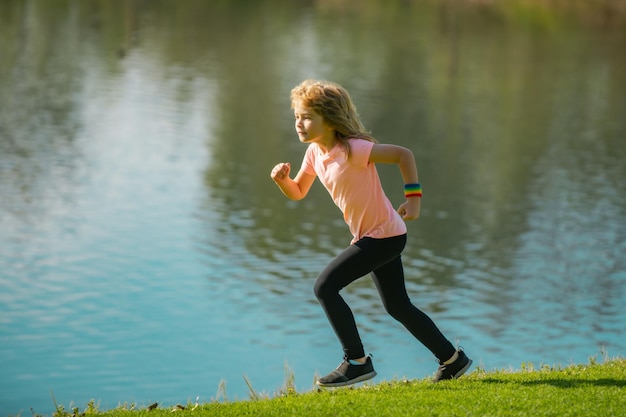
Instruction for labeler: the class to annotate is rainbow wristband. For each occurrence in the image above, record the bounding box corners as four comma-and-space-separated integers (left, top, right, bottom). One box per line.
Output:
404, 183, 422, 198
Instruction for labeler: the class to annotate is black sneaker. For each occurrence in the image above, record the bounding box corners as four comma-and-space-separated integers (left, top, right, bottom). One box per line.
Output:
317, 355, 377, 387
433, 349, 472, 382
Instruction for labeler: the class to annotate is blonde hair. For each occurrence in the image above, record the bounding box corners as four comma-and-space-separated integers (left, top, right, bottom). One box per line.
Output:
290, 79, 376, 158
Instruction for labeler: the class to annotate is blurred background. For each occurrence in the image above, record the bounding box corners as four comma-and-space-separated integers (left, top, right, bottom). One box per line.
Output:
1, 0, 625, 413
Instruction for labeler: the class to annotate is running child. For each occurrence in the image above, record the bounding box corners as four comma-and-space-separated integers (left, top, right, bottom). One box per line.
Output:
270, 79, 471, 386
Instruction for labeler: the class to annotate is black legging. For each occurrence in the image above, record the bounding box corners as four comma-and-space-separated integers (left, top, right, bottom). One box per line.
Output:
314, 234, 456, 361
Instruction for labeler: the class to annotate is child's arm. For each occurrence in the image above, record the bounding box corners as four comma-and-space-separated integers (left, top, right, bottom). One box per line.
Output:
270, 162, 316, 201
369, 144, 421, 220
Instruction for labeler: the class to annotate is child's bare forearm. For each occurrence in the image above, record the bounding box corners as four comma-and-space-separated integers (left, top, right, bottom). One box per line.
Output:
274, 178, 305, 200
397, 147, 419, 184
270, 162, 307, 200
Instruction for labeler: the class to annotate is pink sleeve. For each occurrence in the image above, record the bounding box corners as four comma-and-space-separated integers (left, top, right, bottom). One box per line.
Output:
300, 144, 317, 176
349, 139, 374, 168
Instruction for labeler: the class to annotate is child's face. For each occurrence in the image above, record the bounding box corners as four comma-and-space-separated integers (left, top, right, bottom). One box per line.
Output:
293, 103, 333, 144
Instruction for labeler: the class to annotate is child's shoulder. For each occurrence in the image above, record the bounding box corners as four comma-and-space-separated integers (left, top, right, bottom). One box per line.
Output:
347, 138, 375, 166
349, 137, 375, 151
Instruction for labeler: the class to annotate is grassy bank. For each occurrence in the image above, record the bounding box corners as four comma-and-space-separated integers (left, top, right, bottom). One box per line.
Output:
34, 357, 626, 417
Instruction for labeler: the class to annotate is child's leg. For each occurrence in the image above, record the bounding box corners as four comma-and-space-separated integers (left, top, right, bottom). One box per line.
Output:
371, 256, 457, 362
314, 245, 370, 360
314, 236, 405, 359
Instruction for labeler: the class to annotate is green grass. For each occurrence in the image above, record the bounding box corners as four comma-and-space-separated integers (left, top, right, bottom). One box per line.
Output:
27, 357, 626, 417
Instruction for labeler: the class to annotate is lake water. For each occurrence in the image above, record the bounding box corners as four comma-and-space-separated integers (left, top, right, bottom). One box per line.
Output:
1, 0, 625, 414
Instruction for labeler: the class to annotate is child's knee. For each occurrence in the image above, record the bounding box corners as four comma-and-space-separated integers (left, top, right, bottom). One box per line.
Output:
384, 301, 412, 322
313, 278, 327, 300
313, 274, 337, 300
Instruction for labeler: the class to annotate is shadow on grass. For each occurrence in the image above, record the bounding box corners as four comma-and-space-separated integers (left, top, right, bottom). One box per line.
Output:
479, 378, 626, 388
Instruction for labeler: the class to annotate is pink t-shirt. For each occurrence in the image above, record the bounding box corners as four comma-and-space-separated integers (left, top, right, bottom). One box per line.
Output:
301, 138, 407, 243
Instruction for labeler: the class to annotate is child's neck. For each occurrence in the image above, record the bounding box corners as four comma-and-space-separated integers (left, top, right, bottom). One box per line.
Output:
315, 133, 337, 154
